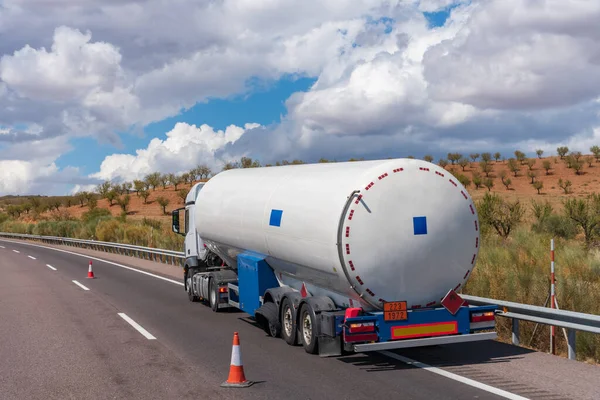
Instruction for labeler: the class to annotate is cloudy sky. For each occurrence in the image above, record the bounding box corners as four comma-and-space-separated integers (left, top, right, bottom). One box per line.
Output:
1, 0, 599, 196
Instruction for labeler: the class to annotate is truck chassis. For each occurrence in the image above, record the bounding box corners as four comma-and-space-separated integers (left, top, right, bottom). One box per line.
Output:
184, 250, 498, 357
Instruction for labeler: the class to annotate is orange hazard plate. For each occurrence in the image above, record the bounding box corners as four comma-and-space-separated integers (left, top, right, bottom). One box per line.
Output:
383, 301, 408, 321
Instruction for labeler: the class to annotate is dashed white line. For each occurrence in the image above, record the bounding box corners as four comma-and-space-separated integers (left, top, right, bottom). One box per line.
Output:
28, 255, 36, 260
0, 245, 5, 248
0, 239, 183, 286
379, 351, 530, 400
46, 264, 57, 271
118, 313, 156, 340
12, 249, 20, 253
72, 280, 90, 291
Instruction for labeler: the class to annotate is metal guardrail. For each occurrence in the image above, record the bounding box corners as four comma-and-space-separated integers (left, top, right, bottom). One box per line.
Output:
0, 232, 185, 266
1, 232, 598, 361
463, 295, 600, 360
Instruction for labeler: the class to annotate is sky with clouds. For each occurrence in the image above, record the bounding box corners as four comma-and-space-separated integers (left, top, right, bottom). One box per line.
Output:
1, 0, 600, 196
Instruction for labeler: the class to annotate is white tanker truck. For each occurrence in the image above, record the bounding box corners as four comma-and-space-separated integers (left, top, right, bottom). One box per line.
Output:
172, 158, 497, 356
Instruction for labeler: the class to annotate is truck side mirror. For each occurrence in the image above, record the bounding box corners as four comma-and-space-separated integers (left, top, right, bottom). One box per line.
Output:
172, 208, 184, 235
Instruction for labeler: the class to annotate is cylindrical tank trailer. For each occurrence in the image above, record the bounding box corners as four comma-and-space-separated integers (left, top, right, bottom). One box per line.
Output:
195, 158, 480, 311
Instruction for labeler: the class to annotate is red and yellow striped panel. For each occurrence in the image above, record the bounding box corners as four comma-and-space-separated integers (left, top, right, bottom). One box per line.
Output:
391, 321, 458, 340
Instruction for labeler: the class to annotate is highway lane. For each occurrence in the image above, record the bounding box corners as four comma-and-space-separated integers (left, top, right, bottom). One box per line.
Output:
1, 239, 599, 399
0, 245, 228, 400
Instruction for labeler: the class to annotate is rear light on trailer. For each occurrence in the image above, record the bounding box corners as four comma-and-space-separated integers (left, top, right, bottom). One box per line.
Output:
348, 321, 375, 334
471, 311, 495, 323
219, 287, 228, 293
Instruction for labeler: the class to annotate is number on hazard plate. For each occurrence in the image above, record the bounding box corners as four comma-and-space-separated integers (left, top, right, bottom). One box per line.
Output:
383, 301, 408, 321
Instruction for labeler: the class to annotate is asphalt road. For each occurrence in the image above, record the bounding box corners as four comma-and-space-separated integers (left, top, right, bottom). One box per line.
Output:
1, 238, 598, 400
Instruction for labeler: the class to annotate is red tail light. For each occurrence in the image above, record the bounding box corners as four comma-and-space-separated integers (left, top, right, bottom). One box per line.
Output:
219, 287, 228, 293
348, 321, 375, 334
471, 311, 495, 323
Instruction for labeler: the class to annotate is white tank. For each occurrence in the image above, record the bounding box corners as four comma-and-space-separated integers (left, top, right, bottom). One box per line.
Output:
195, 158, 480, 311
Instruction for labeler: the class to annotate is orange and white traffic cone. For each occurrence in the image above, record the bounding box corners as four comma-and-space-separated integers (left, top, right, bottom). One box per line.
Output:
87, 261, 95, 279
221, 332, 253, 388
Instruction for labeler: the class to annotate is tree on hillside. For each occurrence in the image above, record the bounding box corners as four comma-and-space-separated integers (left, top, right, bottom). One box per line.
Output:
140, 189, 151, 204
493, 152, 501, 162
571, 151, 582, 162
557, 146, 569, 159
563, 194, 600, 247
507, 158, 520, 177
458, 157, 469, 171
160, 174, 169, 189
106, 189, 118, 206
498, 170, 512, 190
423, 155, 434, 163
75, 192, 87, 207
122, 182, 133, 194
558, 178, 572, 194
591, 145, 600, 162
469, 153, 480, 162
97, 181, 112, 197
318, 158, 330, 163
456, 173, 471, 188
241, 157, 261, 168
117, 194, 130, 214
477, 192, 524, 239
196, 164, 212, 179
177, 189, 187, 204
481, 152, 492, 163
87, 196, 97, 210
156, 196, 170, 215
51, 199, 62, 211
21, 203, 31, 214
447, 153, 462, 165
479, 160, 493, 177
532, 181, 543, 194
527, 170, 537, 184
585, 156, 594, 167
525, 158, 536, 170
145, 172, 161, 190
514, 150, 526, 164
567, 155, 584, 175
133, 180, 146, 195
472, 171, 483, 189
438, 159, 448, 168
536, 149, 544, 158
542, 160, 552, 175
483, 178, 494, 191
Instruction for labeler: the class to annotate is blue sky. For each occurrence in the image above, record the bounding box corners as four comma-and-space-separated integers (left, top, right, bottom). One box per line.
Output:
56, 8, 452, 177
55, 75, 317, 175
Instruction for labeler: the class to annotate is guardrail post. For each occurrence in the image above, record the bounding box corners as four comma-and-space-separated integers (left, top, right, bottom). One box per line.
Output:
567, 329, 576, 360
512, 319, 520, 346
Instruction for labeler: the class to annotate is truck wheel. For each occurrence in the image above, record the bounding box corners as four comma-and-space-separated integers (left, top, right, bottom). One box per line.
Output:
299, 303, 319, 354
280, 298, 297, 345
186, 273, 199, 302
256, 302, 281, 338
209, 278, 220, 312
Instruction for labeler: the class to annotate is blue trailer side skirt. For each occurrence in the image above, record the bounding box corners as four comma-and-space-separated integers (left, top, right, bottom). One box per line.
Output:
236, 251, 280, 317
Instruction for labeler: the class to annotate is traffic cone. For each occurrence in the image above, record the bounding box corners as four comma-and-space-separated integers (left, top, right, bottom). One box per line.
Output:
221, 332, 253, 388
87, 261, 95, 279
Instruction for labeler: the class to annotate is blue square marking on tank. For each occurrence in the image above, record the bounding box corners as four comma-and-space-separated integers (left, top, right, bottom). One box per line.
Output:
413, 216, 427, 235
269, 209, 283, 227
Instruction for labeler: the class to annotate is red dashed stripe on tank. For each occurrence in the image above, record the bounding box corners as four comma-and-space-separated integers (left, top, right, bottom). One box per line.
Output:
461, 191, 468, 199
411, 304, 422, 309
356, 276, 364, 285
348, 210, 355, 220
354, 194, 363, 204
365, 182, 374, 190
464, 270, 471, 279
366, 288, 375, 296
471, 254, 476, 265
475, 221, 478, 231
426, 301, 436, 307
419, 167, 430, 172
393, 168, 404, 173
348, 260, 355, 271
449, 179, 458, 187
454, 283, 462, 291
345, 226, 350, 237
435, 171, 445, 177
345, 244, 351, 255
378, 173, 388, 180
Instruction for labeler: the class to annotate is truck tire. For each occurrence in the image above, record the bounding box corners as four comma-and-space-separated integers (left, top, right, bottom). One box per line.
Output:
209, 278, 220, 312
186, 270, 199, 302
280, 297, 298, 346
299, 303, 318, 354
255, 302, 281, 338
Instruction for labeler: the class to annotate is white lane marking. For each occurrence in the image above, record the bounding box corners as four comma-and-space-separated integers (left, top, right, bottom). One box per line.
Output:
12, 249, 20, 253
46, 264, 57, 271
28, 255, 36, 260
0, 239, 183, 286
72, 280, 90, 291
118, 313, 156, 340
0, 245, 5, 248
379, 351, 530, 400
